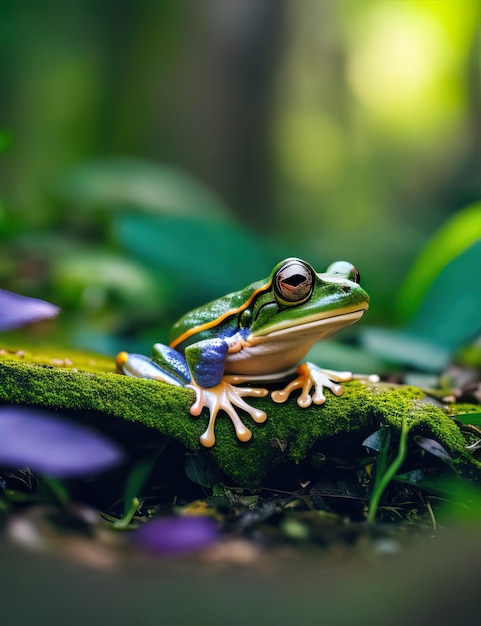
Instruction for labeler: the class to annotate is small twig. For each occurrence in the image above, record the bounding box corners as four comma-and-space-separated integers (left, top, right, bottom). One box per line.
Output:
426, 499, 437, 531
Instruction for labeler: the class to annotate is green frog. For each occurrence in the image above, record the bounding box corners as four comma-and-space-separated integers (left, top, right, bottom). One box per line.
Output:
117, 258, 371, 447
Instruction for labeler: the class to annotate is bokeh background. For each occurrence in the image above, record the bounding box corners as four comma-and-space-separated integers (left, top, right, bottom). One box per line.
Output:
1, 0, 480, 357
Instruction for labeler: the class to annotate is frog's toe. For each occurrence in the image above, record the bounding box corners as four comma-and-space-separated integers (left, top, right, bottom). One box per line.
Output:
189, 385, 205, 417
318, 368, 353, 384
229, 386, 267, 423
271, 378, 302, 404
223, 405, 253, 442
199, 430, 216, 448
296, 389, 314, 407
200, 416, 252, 448
199, 412, 221, 448
330, 384, 344, 397
187, 381, 267, 447
309, 366, 344, 400
272, 362, 352, 407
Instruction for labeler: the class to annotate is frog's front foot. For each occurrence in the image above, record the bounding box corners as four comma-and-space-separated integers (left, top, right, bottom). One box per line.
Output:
271, 362, 353, 408
187, 380, 268, 448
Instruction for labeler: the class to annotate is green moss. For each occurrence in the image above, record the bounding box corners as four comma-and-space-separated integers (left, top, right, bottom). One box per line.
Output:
0, 357, 199, 448
448, 403, 481, 416
0, 343, 115, 374
1, 347, 480, 487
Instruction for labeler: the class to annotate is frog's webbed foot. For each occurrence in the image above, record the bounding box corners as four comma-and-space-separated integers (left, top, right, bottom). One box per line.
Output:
271, 362, 353, 408
187, 380, 268, 448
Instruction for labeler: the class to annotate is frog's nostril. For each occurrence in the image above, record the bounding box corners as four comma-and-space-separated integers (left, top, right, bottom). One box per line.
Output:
340, 283, 352, 293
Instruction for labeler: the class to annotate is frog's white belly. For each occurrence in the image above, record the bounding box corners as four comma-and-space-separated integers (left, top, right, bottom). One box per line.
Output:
224, 310, 364, 377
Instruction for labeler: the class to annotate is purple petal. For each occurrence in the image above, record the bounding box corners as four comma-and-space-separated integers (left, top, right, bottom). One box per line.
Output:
0, 407, 125, 477
136, 516, 219, 555
0, 289, 60, 331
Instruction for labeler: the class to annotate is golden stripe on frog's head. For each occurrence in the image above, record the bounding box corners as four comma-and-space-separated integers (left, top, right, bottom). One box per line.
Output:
169, 279, 273, 349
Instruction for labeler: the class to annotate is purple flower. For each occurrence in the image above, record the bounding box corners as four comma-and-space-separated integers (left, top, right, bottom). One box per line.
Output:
0, 289, 60, 331
0, 407, 125, 477
136, 516, 220, 555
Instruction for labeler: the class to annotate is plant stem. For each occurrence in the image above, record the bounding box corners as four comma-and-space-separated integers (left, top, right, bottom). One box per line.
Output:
43, 475, 70, 506
113, 497, 140, 530
367, 417, 410, 523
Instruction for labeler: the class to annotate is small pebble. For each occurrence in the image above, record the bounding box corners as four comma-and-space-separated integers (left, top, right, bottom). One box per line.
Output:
372, 537, 401, 555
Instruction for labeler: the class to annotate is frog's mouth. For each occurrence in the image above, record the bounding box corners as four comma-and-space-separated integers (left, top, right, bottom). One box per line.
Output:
247, 303, 368, 345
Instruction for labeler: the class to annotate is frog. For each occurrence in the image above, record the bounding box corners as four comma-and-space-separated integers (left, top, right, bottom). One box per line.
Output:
116, 257, 371, 448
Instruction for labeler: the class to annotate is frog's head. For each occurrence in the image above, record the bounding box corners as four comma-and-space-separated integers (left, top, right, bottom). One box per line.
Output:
245, 258, 369, 343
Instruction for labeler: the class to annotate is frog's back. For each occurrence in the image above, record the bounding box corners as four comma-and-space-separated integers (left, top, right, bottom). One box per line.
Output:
169, 279, 266, 349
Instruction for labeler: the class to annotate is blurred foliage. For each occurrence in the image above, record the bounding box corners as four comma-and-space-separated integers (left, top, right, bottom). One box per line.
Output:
54, 158, 230, 218
360, 204, 481, 371
398, 202, 481, 321
0, 1, 480, 365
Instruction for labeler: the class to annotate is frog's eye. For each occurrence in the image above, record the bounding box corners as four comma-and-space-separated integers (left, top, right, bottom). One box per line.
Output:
325, 261, 361, 284
274, 260, 314, 306
352, 266, 361, 284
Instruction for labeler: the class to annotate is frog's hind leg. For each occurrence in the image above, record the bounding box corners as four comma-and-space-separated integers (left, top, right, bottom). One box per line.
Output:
116, 351, 189, 386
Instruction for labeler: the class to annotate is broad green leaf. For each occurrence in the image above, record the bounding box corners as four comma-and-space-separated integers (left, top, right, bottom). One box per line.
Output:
362, 239, 481, 370
54, 158, 228, 218
363, 427, 391, 455
114, 213, 277, 304
404, 477, 481, 521
394, 469, 427, 487
185, 451, 224, 488
306, 339, 387, 373
453, 412, 481, 426
360, 327, 450, 372
408, 239, 481, 350
398, 202, 481, 320
51, 249, 169, 311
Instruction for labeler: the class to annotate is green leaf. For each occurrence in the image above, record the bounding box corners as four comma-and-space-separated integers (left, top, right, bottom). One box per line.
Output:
453, 412, 481, 426
367, 419, 411, 523
115, 213, 276, 304
398, 476, 481, 521
360, 327, 450, 372
114, 443, 168, 529
306, 339, 385, 373
363, 427, 391, 455
0, 131, 12, 154
395, 472, 461, 495
361, 238, 481, 370
398, 202, 481, 321
54, 158, 228, 218
51, 249, 170, 312
408, 238, 481, 350
394, 469, 427, 488
364, 427, 392, 493
185, 451, 224, 488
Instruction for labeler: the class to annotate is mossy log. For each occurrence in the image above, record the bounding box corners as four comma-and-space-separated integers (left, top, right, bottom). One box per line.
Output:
0, 346, 480, 487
